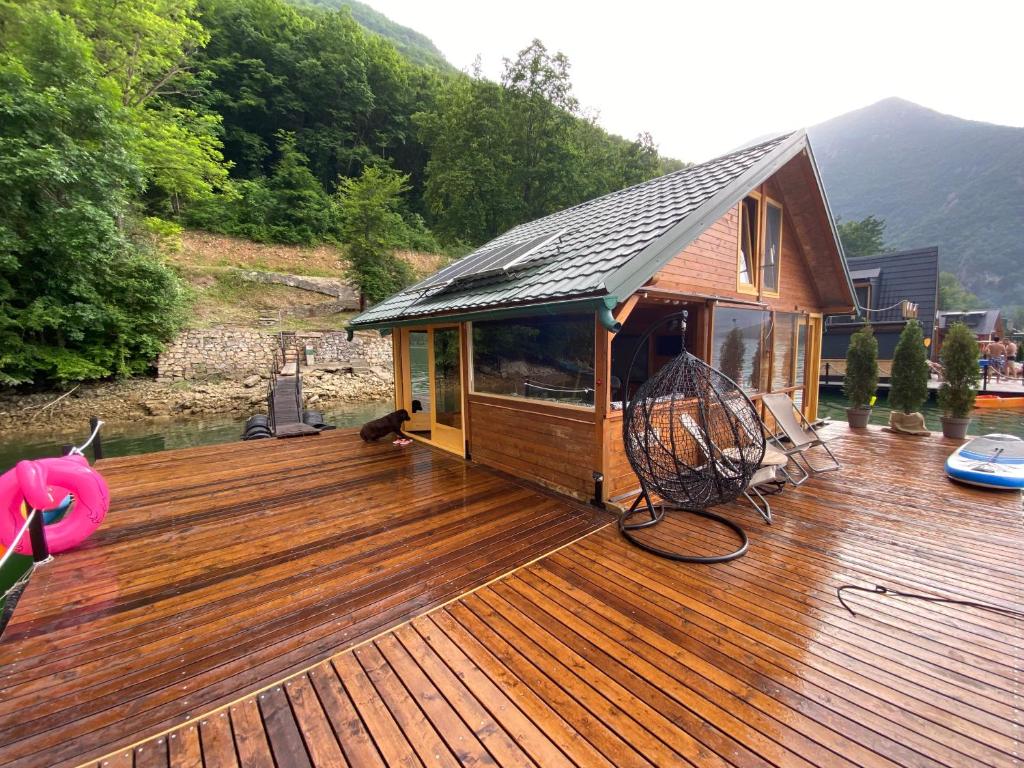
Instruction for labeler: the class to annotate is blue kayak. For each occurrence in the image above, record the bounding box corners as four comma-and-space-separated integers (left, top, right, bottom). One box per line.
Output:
945, 434, 1024, 490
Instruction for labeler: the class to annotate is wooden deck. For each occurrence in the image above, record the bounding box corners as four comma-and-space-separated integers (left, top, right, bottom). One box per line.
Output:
0, 430, 606, 768
73, 424, 1024, 768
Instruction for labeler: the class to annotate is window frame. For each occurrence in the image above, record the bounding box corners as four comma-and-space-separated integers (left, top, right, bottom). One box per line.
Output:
761, 196, 784, 297
736, 192, 761, 295
468, 313, 598, 410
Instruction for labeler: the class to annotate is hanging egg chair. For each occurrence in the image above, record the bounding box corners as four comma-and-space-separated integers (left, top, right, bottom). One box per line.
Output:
620, 310, 765, 563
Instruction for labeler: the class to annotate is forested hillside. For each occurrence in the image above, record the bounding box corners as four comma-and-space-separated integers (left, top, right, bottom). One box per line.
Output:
294, 0, 452, 70
810, 98, 1024, 308
0, 0, 681, 385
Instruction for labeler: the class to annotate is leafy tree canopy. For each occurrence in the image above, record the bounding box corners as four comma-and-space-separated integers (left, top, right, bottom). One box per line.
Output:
836, 215, 889, 258
336, 164, 414, 304
0, 3, 187, 384
938, 271, 984, 311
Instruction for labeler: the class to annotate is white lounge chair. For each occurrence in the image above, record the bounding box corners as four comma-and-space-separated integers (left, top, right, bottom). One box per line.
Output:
759, 393, 841, 486
678, 413, 787, 524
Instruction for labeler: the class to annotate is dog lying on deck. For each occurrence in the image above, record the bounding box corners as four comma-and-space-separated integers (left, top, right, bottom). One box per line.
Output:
359, 409, 410, 441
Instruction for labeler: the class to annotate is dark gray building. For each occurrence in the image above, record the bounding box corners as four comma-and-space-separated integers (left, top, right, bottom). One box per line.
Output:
822, 246, 939, 377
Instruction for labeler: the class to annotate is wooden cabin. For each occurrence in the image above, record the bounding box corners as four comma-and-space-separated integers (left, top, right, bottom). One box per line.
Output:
349, 132, 855, 505
821, 246, 939, 379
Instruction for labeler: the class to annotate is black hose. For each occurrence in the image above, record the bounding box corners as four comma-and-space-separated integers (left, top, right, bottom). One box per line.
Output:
837, 584, 1024, 620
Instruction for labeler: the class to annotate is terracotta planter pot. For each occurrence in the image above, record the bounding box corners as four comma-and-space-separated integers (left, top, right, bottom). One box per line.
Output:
846, 407, 872, 429
940, 416, 971, 440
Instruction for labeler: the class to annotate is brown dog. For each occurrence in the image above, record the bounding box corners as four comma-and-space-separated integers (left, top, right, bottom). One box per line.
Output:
359, 409, 410, 441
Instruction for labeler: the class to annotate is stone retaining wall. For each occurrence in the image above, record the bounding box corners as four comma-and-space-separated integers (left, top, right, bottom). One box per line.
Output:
157, 327, 392, 381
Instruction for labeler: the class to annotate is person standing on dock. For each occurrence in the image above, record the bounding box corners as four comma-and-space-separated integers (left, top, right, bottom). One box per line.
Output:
1004, 337, 1019, 378
986, 336, 1007, 380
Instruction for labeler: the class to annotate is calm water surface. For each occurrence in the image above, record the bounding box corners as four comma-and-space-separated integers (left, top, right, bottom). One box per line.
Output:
817, 390, 1024, 438
0, 400, 392, 472
3, 390, 1021, 473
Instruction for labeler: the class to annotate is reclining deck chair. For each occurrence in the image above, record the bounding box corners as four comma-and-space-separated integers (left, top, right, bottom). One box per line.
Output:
759, 393, 841, 486
678, 413, 789, 524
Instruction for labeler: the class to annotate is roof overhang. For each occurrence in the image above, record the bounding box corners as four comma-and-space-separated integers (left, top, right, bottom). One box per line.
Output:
346, 293, 621, 337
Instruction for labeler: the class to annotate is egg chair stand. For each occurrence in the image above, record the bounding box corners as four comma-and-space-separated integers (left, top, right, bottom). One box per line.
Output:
618, 311, 765, 564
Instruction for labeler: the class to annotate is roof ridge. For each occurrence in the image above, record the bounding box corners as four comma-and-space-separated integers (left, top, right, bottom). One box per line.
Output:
496, 131, 798, 241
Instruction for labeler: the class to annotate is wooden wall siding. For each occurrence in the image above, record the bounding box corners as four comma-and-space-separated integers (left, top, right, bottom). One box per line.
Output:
0, 431, 605, 768
469, 394, 597, 501
103, 425, 1023, 768
602, 414, 638, 501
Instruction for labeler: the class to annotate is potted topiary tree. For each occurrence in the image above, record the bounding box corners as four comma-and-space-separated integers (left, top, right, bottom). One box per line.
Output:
887, 318, 931, 434
844, 322, 878, 428
938, 321, 979, 439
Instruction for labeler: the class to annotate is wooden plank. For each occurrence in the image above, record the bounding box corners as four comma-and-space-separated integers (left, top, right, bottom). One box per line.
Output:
332, 653, 422, 767
199, 712, 238, 768
167, 724, 202, 768
308, 663, 385, 768
257, 686, 311, 768
229, 699, 275, 768
284, 675, 347, 767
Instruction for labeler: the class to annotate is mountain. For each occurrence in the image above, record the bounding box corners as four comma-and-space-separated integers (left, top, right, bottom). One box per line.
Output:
809, 98, 1024, 307
294, 0, 452, 70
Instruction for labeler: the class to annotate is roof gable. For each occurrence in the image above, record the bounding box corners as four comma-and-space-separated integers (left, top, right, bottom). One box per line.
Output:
352, 131, 851, 328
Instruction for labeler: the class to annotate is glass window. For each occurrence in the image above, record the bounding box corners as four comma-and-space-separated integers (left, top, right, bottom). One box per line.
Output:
794, 320, 808, 410
771, 313, 798, 391
433, 328, 462, 429
762, 201, 782, 292
738, 197, 759, 286
472, 314, 595, 407
712, 306, 769, 394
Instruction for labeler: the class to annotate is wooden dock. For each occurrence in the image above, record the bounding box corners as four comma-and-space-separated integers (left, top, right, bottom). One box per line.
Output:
1, 426, 1021, 767
0, 432, 605, 767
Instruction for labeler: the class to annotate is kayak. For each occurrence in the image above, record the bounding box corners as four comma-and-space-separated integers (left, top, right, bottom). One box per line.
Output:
945, 434, 1024, 490
974, 394, 1024, 409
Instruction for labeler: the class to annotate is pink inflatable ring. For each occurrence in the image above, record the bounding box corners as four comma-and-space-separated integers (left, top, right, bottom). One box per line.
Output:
0, 454, 109, 555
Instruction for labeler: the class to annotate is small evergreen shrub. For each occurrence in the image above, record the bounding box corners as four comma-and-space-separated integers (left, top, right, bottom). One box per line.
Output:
888, 319, 930, 413
844, 323, 878, 409
938, 322, 979, 418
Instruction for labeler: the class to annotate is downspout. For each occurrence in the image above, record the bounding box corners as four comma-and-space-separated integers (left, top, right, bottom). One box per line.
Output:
598, 296, 622, 333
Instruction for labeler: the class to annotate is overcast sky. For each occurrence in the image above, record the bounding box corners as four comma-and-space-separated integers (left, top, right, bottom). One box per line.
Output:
366, 0, 1022, 162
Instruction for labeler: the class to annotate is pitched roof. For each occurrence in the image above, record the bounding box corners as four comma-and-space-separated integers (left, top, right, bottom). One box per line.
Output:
351, 130, 840, 329
937, 309, 1001, 335
833, 246, 940, 326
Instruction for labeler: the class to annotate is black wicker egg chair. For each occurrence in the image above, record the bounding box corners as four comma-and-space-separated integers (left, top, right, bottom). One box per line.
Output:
620, 311, 765, 563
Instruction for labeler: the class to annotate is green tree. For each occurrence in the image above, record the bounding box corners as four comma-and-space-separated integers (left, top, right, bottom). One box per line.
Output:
0, 5, 186, 384
938, 322, 979, 418
938, 271, 983, 311
57, 0, 229, 216
718, 325, 746, 384
836, 215, 888, 258
844, 323, 878, 409
265, 132, 337, 245
336, 165, 413, 304
888, 319, 929, 413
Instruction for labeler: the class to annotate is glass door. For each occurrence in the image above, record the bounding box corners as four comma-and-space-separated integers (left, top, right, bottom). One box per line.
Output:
406, 330, 432, 436
429, 327, 463, 453
399, 326, 464, 455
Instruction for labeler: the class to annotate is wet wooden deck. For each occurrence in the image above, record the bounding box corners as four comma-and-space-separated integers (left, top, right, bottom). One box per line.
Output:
0, 430, 606, 768
78, 424, 1024, 768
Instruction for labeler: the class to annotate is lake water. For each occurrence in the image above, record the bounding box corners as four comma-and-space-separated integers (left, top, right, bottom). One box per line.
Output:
817, 389, 1024, 438
2, 389, 1021, 473
0, 400, 393, 473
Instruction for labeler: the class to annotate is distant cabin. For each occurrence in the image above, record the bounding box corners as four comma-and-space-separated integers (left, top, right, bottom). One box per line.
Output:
935, 309, 1005, 357
821, 246, 939, 379
350, 132, 855, 505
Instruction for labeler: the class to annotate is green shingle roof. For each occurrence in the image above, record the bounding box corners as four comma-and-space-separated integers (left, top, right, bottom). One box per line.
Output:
352, 131, 814, 329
